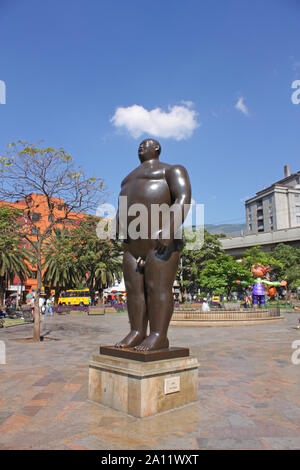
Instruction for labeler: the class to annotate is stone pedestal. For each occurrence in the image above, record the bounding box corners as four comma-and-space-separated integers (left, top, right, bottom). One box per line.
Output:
88, 352, 199, 418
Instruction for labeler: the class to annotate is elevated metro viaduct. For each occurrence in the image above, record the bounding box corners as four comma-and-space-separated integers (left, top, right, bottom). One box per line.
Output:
220, 226, 300, 259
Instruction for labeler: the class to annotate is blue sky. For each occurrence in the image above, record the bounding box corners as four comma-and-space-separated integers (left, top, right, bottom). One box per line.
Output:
0, 0, 299, 224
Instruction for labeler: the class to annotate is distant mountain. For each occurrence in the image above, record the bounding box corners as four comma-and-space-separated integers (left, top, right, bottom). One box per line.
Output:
205, 223, 246, 235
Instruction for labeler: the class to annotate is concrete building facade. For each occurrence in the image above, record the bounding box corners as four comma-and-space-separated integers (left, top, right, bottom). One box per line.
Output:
245, 166, 300, 234
221, 226, 300, 258
220, 166, 300, 258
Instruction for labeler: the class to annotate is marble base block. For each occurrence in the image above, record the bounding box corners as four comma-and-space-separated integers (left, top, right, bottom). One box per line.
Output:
88, 353, 199, 418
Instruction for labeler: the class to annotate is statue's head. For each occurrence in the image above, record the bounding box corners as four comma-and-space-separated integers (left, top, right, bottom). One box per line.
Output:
251, 263, 270, 278
138, 139, 161, 163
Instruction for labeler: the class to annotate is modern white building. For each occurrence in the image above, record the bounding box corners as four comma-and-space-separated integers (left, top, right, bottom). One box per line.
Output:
245, 166, 300, 234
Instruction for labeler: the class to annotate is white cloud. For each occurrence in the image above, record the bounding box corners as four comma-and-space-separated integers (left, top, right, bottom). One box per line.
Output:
180, 100, 194, 108
110, 103, 200, 140
235, 96, 249, 116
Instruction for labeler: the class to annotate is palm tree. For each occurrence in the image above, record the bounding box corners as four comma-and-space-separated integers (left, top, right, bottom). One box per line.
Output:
0, 246, 31, 307
90, 243, 123, 304
42, 229, 81, 303
72, 216, 123, 304
0, 206, 31, 307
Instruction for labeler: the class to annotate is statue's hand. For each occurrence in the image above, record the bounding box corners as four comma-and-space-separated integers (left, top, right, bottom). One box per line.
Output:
154, 230, 171, 254
155, 238, 169, 254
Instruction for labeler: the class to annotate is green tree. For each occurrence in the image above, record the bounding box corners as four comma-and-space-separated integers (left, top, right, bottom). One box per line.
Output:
177, 229, 224, 298
0, 141, 105, 341
72, 216, 123, 304
198, 254, 251, 297
242, 246, 283, 276
42, 229, 82, 303
272, 243, 300, 289
0, 206, 30, 306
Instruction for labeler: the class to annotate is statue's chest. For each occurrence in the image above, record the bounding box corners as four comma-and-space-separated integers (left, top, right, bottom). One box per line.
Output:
138, 166, 164, 181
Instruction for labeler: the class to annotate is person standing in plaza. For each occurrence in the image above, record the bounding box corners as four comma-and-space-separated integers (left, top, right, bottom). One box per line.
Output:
202, 298, 210, 312
28, 296, 34, 318
45, 297, 53, 317
39, 296, 45, 315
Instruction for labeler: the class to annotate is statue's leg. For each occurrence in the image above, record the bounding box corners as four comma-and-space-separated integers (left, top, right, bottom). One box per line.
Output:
135, 246, 180, 351
115, 249, 147, 348
259, 295, 265, 308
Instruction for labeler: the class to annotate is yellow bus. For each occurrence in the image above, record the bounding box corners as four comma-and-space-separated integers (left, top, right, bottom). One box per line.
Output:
58, 289, 90, 306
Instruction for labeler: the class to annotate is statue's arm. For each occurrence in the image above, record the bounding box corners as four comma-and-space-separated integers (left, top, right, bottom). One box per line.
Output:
115, 195, 128, 243
164, 164, 191, 240
235, 279, 254, 286
262, 280, 287, 287
115, 208, 119, 239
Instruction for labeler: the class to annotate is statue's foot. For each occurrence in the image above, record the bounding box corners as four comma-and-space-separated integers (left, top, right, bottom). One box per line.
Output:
114, 330, 145, 348
134, 333, 169, 351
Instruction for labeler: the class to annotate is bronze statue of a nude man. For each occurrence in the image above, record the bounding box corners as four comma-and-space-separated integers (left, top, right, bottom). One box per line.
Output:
115, 139, 191, 351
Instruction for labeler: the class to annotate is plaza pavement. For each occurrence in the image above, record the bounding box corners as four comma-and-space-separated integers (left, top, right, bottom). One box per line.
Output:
0, 311, 299, 450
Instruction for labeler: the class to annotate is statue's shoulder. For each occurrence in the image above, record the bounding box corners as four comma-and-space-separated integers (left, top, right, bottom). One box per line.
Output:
121, 166, 140, 186
172, 163, 188, 171
160, 162, 187, 172
165, 163, 189, 179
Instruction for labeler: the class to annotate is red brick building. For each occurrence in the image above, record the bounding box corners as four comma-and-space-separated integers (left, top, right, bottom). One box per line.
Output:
0, 193, 87, 296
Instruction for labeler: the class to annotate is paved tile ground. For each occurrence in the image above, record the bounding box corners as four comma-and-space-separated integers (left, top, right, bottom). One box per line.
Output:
0, 312, 299, 450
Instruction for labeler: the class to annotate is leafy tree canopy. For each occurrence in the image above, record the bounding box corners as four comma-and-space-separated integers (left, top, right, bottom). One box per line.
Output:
198, 254, 251, 296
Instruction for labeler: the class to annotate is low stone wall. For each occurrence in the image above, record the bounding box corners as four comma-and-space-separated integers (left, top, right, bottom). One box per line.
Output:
88, 306, 106, 315
170, 307, 284, 326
